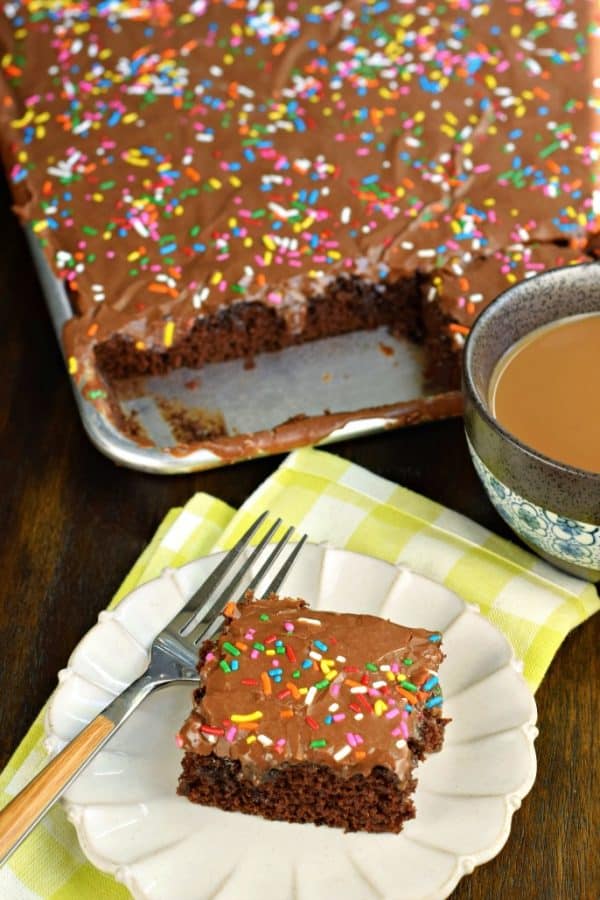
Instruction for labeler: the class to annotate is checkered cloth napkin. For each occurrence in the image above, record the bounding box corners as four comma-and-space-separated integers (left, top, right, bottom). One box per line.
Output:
1, 447, 597, 899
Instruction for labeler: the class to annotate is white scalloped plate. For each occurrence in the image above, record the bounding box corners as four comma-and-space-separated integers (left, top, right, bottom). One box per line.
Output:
45, 544, 537, 900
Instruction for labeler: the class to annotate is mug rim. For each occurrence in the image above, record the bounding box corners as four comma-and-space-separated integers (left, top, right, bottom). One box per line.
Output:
463, 261, 600, 483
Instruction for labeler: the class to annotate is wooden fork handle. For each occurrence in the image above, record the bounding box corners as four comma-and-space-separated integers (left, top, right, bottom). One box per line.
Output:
0, 714, 114, 863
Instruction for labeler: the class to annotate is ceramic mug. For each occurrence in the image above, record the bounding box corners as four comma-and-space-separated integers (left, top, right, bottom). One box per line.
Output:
462, 263, 600, 582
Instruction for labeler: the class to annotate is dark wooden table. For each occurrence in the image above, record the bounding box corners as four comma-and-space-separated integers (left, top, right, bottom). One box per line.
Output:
1, 173, 598, 899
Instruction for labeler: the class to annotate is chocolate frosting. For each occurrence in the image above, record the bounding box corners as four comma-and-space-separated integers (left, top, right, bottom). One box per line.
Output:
169, 390, 464, 460
0, 0, 598, 396
179, 596, 445, 781
427, 244, 594, 331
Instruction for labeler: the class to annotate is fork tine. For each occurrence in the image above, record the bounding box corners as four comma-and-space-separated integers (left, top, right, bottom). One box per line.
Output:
181, 516, 282, 636
0, 514, 304, 867
261, 533, 308, 597
192, 531, 308, 645
239, 525, 295, 600
179, 510, 269, 632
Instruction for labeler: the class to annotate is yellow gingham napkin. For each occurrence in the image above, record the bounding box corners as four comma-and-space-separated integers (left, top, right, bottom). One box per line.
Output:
1, 447, 598, 899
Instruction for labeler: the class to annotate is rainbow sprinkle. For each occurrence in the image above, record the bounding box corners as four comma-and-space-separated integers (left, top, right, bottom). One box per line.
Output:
0, 0, 600, 404
0, 0, 597, 384
182, 598, 446, 770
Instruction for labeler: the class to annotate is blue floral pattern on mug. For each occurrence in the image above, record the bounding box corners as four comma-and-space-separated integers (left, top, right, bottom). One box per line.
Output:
467, 443, 600, 571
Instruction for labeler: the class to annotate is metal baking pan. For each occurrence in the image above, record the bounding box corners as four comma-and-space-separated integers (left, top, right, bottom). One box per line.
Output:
28, 229, 462, 473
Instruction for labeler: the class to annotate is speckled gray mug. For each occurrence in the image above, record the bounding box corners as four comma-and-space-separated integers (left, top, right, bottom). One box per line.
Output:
463, 263, 600, 582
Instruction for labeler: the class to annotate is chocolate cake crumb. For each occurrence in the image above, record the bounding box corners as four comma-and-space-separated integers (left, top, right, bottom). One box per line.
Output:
120, 409, 152, 446
155, 397, 226, 443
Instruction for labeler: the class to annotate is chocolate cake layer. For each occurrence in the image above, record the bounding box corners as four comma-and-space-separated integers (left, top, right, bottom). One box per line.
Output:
179, 747, 423, 833
95, 272, 421, 378
177, 594, 447, 833
0, 1, 598, 407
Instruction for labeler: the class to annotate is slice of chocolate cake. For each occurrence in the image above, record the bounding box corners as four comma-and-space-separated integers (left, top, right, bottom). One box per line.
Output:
177, 595, 447, 833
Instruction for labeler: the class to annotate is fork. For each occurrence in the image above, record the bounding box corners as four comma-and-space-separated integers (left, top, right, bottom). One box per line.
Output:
0, 511, 307, 865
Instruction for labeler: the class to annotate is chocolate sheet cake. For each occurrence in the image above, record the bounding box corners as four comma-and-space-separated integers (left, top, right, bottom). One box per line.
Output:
0, 1, 598, 416
177, 595, 447, 833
